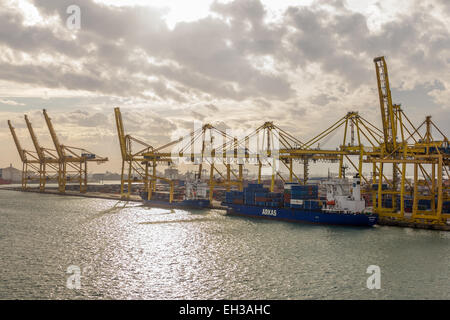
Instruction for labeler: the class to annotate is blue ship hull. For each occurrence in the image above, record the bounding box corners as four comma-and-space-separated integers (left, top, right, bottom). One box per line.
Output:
141, 198, 211, 209
222, 203, 378, 227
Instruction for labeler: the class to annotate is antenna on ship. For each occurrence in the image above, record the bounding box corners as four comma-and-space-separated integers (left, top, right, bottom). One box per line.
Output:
341, 164, 348, 179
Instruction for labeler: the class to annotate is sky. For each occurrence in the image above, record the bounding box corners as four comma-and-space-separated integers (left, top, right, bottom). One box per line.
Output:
0, 0, 449, 174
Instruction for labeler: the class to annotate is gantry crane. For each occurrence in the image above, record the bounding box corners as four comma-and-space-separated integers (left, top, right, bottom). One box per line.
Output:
166, 122, 246, 200
280, 112, 383, 185
24, 115, 59, 191
135, 117, 245, 201
7, 120, 41, 189
114, 107, 175, 199
242, 113, 383, 191
366, 56, 449, 224
141, 113, 383, 199
115, 107, 252, 201
230, 121, 308, 191
43, 109, 108, 193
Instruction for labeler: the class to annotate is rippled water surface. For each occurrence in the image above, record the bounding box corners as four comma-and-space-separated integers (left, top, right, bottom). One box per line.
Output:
0, 190, 449, 299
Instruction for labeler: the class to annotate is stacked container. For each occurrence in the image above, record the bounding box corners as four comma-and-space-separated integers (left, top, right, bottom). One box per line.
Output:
254, 191, 268, 206
225, 183, 327, 210
266, 192, 283, 207
225, 190, 244, 204
226, 183, 285, 207
283, 182, 298, 208
290, 184, 319, 209
244, 183, 268, 205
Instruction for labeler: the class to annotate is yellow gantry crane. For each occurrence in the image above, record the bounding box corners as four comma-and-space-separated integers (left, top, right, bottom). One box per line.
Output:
7, 120, 41, 189
243, 113, 383, 191
114, 107, 174, 199
231, 121, 308, 191
43, 109, 108, 193
115, 107, 246, 201
279, 111, 384, 186
24, 115, 59, 191
366, 56, 450, 224
166, 122, 246, 200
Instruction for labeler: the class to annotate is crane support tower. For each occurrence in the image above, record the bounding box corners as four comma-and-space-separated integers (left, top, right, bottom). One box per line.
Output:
366, 56, 449, 225
114, 107, 175, 199
7, 120, 41, 189
23, 115, 60, 191
42, 109, 108, 193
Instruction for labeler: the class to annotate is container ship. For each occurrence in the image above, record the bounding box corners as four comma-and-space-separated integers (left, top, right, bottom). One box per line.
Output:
140, 180, 211, 209
221, 175, 378, 227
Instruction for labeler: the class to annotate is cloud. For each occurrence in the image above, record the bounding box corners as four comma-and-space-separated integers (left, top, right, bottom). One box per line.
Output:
23, 0, 293, 101
0, 0, 449, 171
204, 104, 218, 112
0, 60, 157, 97
283, 1, 450, 90
0, 6, 85, 58
191, 110, 206, 121
0, 0, 445, 107
63, 110, 109, 127
436, 0, 450, 15
310, 94, 338, 106
0, 99, 25, 106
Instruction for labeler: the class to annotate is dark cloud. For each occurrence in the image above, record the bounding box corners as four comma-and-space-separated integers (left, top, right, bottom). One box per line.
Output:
436, 0, 450, 15
191, 110, 206, 121
210, 121, 230, 132
210, 0, 284, 55
0, 60, 154, 97
253, 98, 272, 109
0, 0, 447, 109
392, 80, 445, 111
284, 6, 370, 85
120, 108, 178, 137
167, 16, 291, 99
24, 0, 293, 101
211, 0, 266, 24
67, 110, 109, 127
283, 1, 450, 88
310, 94, 338, 106
0, 7, 85, 58
204, 104, 218, 112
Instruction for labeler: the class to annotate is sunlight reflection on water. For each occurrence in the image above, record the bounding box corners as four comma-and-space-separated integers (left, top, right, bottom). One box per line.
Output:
0, 190, 449, 299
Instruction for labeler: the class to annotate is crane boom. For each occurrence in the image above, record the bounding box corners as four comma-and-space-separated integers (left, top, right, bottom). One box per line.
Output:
43, 109, 64, 159
374, 56, 397, 152
7, 120, 26, 162
24, 115, 44, 161
114, 107, 127, 160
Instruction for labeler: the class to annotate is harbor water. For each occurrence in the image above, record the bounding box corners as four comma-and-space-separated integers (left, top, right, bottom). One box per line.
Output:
0, 190, 449, 299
